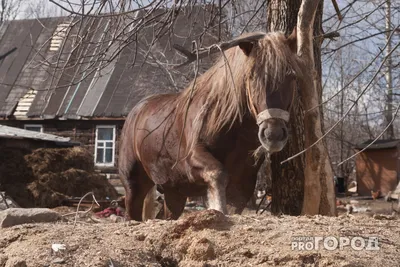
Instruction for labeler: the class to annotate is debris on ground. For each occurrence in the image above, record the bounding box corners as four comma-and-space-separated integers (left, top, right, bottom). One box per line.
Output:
0, 193, 19, 210
51, 243, 67, 254
0, 208, 61, 228
95, 207, 124, 218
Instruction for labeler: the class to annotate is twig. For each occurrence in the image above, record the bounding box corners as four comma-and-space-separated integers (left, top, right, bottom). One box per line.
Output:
48, 0, 155, 18
73, 192, 100, 227
260, 201, 271, 215
0, 191, 9, 209
331, 0, 343, 21
319, 31, 340, 40
256, 193, 267, 214
172, 33, 265, 68
242, 215, 261, 222
0, 47, 17, 61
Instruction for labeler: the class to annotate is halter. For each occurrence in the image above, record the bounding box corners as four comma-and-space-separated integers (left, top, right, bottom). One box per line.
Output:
246, 79, 291, 125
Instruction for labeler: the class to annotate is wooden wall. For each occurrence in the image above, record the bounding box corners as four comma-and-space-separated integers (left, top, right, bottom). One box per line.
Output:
356, 148, 400, 196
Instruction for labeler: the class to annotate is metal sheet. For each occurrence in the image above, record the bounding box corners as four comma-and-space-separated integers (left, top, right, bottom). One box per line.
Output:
0, 20, 36, 107
0, 124, 71, 142
59, 17, 105, 116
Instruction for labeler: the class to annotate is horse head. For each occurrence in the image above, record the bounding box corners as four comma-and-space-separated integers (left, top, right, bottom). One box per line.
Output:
237, 28, 300, 153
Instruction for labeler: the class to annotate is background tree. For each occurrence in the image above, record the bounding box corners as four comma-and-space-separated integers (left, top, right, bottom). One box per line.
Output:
0, 0, 24, 23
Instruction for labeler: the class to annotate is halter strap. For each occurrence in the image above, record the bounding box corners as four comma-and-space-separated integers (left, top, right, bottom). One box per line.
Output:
246, 79, 290, 125
256, 108, 290, 124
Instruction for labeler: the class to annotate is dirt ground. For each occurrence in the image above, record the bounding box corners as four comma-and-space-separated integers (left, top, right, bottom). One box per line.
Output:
1, 205, 399, 267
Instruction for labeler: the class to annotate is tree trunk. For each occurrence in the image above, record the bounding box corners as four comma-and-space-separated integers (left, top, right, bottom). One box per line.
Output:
297, 0, 336, 216
266, 0, 303, 216
266, 0, 336, 215
384, 0, 394, 139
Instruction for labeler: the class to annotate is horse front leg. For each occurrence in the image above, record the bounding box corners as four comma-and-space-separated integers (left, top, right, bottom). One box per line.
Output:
187, 147, 228, 214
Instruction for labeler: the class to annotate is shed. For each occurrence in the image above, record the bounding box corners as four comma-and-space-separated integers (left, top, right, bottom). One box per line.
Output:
355, 139, 400, 197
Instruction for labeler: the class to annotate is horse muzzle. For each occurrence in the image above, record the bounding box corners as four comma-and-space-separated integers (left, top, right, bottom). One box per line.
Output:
257, 109, 290, 153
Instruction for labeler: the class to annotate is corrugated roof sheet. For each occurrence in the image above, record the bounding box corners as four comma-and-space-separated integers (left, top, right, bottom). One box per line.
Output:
0, 5, 223, 120
354, 139, 400, 150
0, 124, 73, 143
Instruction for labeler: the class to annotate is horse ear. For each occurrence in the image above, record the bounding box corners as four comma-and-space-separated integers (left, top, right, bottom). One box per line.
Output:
239, 42, 254, 56
287, 27, 297, 53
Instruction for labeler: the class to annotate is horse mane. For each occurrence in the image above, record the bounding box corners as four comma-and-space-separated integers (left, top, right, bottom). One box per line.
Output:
177, 31, 303, 139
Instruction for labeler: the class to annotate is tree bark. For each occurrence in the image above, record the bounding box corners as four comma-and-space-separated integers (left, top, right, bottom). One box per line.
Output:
266, 0, 336, 215
297, 0, 336, 216
384, 0, 394, 140
266, 0, 303, 216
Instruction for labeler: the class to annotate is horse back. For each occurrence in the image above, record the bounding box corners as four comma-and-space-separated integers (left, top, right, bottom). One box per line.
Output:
122, 93, 189, 183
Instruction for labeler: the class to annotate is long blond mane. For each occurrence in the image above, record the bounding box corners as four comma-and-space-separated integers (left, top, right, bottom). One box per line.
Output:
177, 31, 303, 138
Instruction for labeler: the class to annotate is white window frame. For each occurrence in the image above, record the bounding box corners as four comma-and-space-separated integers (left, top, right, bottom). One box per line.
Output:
94, 125, 116, 167
24, 124, 43, 133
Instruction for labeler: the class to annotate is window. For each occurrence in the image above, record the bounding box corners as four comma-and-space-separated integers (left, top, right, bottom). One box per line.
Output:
95, 125, 116, 166
24, 124, 43, 133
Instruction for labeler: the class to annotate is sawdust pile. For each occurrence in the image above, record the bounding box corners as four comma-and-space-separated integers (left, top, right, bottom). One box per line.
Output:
0, 210, 399, 266
0, 147, 118, 208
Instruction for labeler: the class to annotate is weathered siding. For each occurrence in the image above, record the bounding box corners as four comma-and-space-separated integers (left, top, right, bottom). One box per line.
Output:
356, 148, 400, 196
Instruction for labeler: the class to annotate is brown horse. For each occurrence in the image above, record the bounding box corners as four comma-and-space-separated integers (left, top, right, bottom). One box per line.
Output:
119, 29, 303, 221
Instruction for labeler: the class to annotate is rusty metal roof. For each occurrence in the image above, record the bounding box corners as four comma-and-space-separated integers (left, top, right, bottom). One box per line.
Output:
0, 6, 223, 120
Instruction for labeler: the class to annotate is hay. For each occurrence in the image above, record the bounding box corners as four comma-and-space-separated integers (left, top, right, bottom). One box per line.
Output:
0, 147, 119, 208
25, 147, 94, 175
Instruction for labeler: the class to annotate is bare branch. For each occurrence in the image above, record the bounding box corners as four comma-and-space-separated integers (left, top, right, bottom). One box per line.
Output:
283, 35, 400, 164
0, 47, 16, 61
173, 32, 266, 68
337, 101, 400, 166
331, 0, 343, 21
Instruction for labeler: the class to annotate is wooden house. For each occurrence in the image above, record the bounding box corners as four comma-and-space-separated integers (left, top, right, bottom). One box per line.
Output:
0, 6, 223, 178
355, 139, 400, 198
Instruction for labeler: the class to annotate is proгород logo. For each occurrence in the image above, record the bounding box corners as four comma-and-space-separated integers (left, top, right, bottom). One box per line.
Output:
291, 236, 380, 251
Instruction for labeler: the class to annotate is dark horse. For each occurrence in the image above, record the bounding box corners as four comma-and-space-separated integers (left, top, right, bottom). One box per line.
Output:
119, 29, 303, 221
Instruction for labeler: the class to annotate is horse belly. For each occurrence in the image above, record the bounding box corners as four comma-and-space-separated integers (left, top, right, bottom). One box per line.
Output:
162, 177, 208, 197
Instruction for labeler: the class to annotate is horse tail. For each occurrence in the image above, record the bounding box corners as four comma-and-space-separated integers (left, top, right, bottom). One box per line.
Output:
142, 185, 156, 221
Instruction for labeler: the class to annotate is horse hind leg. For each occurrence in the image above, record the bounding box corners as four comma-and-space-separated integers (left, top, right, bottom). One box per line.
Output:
120, 159, 154, 221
